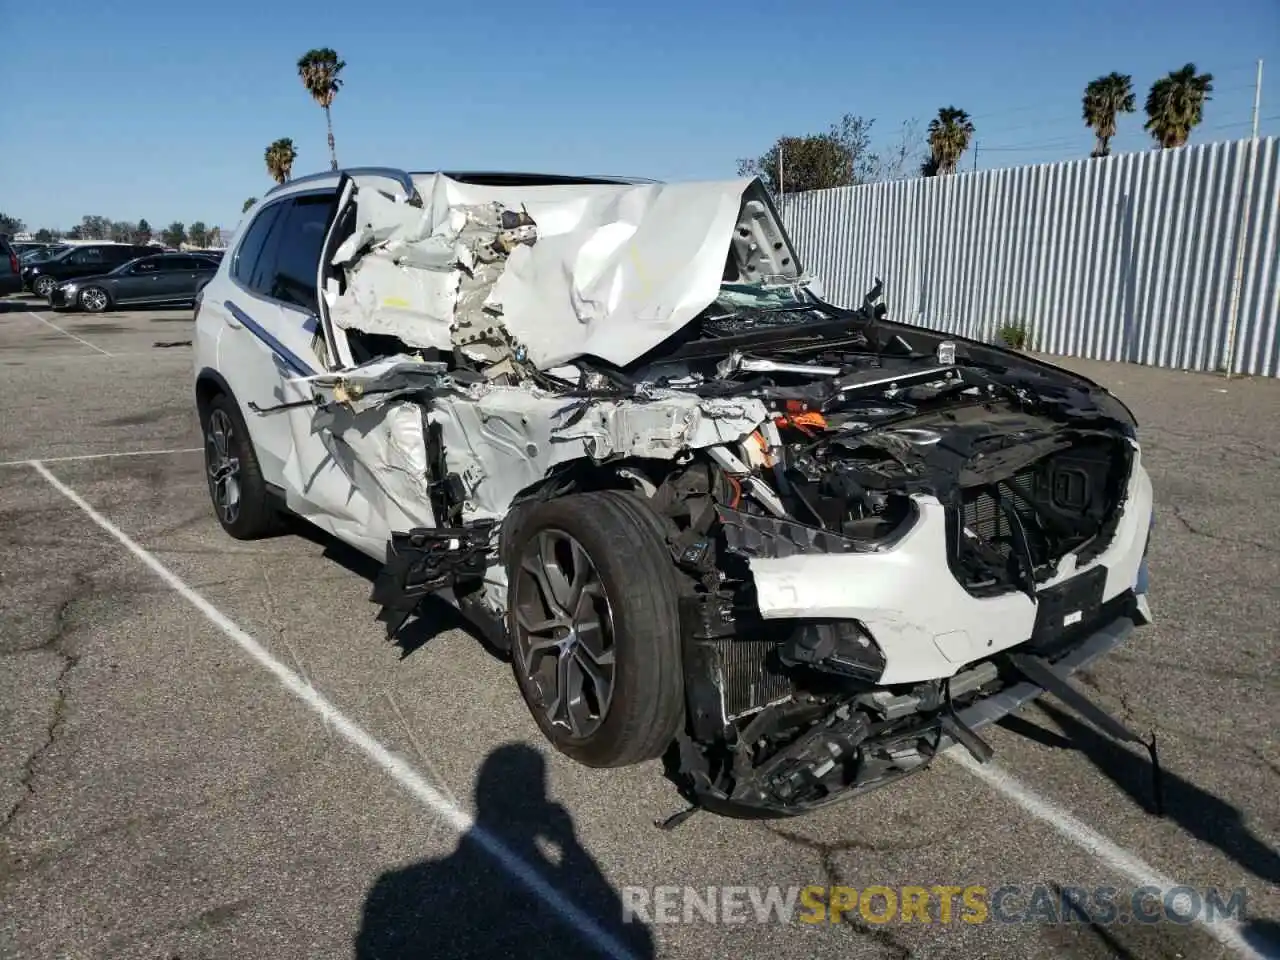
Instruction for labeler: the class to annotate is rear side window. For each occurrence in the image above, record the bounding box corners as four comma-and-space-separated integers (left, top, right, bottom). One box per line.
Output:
266, 194, 337, 313
68, 247, 105, 265
232, 203, 284, 289
160, 256, 204, 271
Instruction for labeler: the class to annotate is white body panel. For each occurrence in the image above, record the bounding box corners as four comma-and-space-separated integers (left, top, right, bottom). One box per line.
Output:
748, 447, 1153, 683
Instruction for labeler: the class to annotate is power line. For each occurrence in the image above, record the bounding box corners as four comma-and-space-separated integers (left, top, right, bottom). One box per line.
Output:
970, 111, 1278, 156
965, 83, 1263, 139
963, 62, 1265, 125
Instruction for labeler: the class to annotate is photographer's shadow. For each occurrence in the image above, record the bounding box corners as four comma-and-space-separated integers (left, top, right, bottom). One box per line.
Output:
355, 742, 655, 959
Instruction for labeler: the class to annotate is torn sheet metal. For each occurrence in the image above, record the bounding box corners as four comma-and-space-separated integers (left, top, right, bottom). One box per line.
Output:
328, 175, 803, 372
297, 354, 768, 524
281, 397, 437, 557
326, 189, 522, 355
431, 388, 768, 519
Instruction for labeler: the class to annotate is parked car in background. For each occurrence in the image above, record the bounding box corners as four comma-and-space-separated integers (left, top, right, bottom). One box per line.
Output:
0, 238, 21, 297
13, 242, 62, 261
22, 243, 158, 297
49, 253, 219, 312
21, 244, 69, 263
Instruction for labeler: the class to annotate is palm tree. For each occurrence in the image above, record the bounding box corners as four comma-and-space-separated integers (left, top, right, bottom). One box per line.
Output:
925, 107, 975, 176
242, 197, 258, 213
264, 138, 297, 184
297, 48, 346, 170
1083, 72, 1136, 158
1144, 64, 1214, 148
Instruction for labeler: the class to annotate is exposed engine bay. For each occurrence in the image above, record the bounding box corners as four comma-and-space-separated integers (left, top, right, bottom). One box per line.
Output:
279, 172, 1155, 817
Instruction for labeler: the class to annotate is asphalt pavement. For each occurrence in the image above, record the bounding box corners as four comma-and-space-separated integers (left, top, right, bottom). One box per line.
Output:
1, 294, 1277, 960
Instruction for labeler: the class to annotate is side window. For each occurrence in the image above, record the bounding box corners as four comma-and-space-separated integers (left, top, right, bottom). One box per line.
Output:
231, 203, 284, 290
132, 258, 159, 273
158, 256, 199, 271
70, 247, 104, 265
266, 194, 337, 313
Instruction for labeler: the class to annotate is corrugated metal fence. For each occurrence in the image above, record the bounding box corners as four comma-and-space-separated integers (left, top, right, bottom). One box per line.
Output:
779, 136, 1279, 377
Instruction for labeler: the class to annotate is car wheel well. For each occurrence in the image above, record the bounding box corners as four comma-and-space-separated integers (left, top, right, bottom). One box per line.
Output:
195, 370, 231, 419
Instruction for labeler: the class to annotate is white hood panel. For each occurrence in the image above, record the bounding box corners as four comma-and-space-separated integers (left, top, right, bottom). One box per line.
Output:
327, 175, 801, 371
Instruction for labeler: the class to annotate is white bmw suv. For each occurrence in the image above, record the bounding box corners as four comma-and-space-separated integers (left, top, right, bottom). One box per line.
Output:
194, 167, 1156, 819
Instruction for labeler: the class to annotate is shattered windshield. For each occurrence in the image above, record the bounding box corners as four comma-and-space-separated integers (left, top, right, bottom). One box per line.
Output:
702, 281, 832, 334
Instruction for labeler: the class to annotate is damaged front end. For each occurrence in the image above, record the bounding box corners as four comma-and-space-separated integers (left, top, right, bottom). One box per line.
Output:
288, 170, 1154, 819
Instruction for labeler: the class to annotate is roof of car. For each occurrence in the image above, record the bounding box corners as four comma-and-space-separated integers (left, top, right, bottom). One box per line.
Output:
264, 167, 657, 199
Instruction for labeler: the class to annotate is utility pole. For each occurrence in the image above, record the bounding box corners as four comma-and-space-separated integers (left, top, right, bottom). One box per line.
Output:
1224, 57, 1264, 380
972, 141, 978, 173
778, 143, 785, 200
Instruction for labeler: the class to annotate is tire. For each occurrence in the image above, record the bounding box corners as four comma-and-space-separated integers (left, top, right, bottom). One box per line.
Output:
200, 392, 283, 540
32, 276, 55, 298
78, 286, 110, 313
506, 490, 685, 768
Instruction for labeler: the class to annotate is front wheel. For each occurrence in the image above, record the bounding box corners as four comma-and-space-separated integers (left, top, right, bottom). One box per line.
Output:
506, 491, 685, 768
79, 286, 109, 313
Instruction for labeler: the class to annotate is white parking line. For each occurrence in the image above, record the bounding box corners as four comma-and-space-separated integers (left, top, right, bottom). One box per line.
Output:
0, 447, 201, 468
26, 311, 113, 356
27, 460, 643, 960
945, 750, 1268, 960
22, 456, 1268, 960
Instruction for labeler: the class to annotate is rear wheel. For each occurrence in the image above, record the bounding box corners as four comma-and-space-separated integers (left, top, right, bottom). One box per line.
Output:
79, 286, 109, 313
200, 392, 282, 540
32, 276, 55, 298
507, 491, 685, 768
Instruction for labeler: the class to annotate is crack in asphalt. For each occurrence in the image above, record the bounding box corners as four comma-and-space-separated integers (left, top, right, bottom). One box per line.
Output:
1, 572, 89, 836
1168, 504, 1280, 557
762, 825, 917, 959
0, 736, 337, 880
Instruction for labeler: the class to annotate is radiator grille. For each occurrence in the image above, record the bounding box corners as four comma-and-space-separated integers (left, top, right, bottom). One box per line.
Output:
962, 469, 1051, 565
713, 639, 792, 719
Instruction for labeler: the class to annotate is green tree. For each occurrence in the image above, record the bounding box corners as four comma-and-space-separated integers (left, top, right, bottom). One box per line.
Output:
265, 138, 298, 184
110, 221, 137, 243
161, 222, 186, 249
297, 48, 346, 170
242, 197, 258, 213
1083, 73, 1136, 158
66, 225, 83, 240
736, 114, 878, 195
1144, 64, 1214, 148
923, 107, 976, 177
135, 218, 152, 243
0, 212, 24, 237
34, 228, 55, 242
188, 221, 209, 247
79, 215, 111, 240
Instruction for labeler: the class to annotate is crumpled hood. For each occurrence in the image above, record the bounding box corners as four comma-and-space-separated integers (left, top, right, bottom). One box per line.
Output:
326, 175, 803, 371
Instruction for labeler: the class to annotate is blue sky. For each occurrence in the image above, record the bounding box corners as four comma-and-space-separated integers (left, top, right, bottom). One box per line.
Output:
1, 0, 1277, 232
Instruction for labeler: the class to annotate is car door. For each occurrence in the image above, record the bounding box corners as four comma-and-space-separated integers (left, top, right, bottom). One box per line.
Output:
147, 255, 199, 302
111, 256, 160, 302
285, 171, 442, 555
217, 191, 337, 489
64, 245, 107, 281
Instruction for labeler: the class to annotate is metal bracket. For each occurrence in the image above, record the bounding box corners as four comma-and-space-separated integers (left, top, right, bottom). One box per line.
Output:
1008, 652, 1164, 816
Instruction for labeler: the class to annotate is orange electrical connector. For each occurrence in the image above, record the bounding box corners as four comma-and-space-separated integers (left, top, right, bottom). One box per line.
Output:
773, 410, 828, 436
